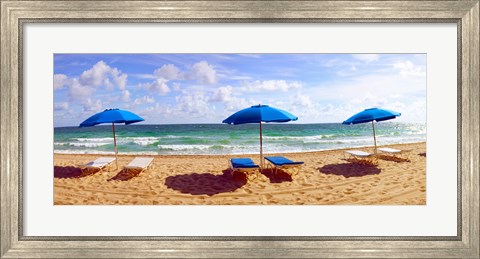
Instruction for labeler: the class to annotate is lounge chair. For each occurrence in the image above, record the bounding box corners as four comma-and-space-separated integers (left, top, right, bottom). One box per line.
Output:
378, 147, 410, 161
230, 158, 260, 180
82, 157, 115, 172
124, 157, 154, 174
264, 156, 304, 176
344, 150, 378, 165
378, 147, 401, 154
344, 150, 373, 159
345, 150, 374, 162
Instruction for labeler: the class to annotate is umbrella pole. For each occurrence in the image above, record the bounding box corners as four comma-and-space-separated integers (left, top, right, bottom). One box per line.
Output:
112, 123, 118, 169
259, 122, 263, 169
371, 121, 377, 154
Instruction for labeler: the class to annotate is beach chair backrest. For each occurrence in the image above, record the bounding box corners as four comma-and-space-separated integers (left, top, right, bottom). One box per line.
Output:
127, 157, 153, 169
231, 158, 258, 168
346, 150, 371, 157
85, 157, 115, 168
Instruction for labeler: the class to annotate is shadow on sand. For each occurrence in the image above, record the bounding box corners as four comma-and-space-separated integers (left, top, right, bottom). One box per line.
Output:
54, 166, 99, 179
261, 168, 293, 183
108, 168, 143, 181
164, 169, 247, 196
318, 161, 381, 178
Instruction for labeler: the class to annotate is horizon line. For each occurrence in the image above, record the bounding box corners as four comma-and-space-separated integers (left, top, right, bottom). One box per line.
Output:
54, 121, 425, 128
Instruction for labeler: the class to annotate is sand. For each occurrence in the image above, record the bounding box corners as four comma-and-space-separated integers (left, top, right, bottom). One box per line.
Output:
54, 142, 426, 205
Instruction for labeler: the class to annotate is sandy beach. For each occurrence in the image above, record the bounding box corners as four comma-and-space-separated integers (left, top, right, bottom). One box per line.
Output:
54, 142, 426, 205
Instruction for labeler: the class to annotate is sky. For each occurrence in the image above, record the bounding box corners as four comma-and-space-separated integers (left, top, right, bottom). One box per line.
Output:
53, 53, 426, 127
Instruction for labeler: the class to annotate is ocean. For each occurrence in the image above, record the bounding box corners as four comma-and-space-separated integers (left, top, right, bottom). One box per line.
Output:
53, 122, 426, 155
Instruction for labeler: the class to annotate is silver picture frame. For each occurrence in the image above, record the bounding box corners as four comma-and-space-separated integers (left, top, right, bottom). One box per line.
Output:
1, 1, 478, 258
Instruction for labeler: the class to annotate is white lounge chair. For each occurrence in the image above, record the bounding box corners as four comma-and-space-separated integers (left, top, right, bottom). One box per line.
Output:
124, 157, 154, 174
378, 147, 401, 154
344, 150, 373, 159
378, 147, 410, 161
82, 157, 115, 172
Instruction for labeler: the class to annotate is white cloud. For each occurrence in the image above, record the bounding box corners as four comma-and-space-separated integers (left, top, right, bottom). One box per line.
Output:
306, 71, 425, 105
54, 102, 69, 111
207, 85, 257, 113
172, 82, 181, 91
210, 86, 233, 102
131, 74, 156, 80
79, 61, 109, 86
54, 62, 130, 112
82, 98, 103, 112
53, 108, 79, 127
154, 64, 183, 80
309, 97, 420, 124
222, 97, 254, 112
144, 78, 170, 96
140, 61, 217, 98
139, 102, 189, 124
292, 93, 312, 107
134, 96, 155, 105
121, 90, 130, 102
289, 73, 426, 123
103, 78, 114, 90
351, 93, 387, 108
321, 103, 334, 113
79, 61, 128, 90
393, 100, 425, 123
55, 62, 132, 114
241, 80, 302, 92
352, 54, 380, 63
389, 101, 406, 111
68, 78, 94, 103
54, 74, 69, 90
189, 61, 217, 84
112, 70, 128, 90
393, 61, 426, 77
139, 89, 254, 123
140, 65, 178, 96
175, 92, 211, 116
143, 102, 171, 117
141, 62, 217, 96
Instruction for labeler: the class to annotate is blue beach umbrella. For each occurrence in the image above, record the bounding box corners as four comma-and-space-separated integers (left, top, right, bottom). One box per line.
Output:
79, 108, 144, 168
223, 104, 298, 168
342, 108, 401, 154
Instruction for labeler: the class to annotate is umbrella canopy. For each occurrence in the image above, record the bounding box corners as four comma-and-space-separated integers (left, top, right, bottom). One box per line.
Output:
79, 109, 144, 168
342, 108, 401, 153
80, 108, 144, 127
223, 105, 298, 168
223, 104, 298, 125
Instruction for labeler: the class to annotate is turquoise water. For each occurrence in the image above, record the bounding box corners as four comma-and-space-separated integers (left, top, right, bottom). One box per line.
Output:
53, 122, 426, 155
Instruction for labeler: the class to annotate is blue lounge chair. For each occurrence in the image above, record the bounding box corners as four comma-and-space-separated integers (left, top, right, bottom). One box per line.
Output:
230, 158, 260, 180
264, 156, 304, 176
